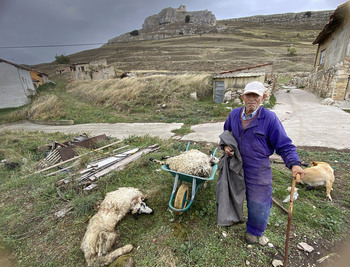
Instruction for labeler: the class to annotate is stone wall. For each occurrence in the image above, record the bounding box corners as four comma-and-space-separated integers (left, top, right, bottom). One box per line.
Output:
307, 65, 338, 99
92, 66, 115, 80
70, 60, 115, 81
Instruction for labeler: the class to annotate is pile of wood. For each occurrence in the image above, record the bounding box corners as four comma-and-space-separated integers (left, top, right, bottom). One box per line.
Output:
56, 144, 159, 191
33, 135, 159, 191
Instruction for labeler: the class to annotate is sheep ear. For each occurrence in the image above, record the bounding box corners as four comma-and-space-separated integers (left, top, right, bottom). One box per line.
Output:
130, 196, 141, 214
131, 196, 141, 205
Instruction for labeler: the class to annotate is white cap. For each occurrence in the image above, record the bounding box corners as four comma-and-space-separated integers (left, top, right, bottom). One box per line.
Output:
243, 81, 265, 97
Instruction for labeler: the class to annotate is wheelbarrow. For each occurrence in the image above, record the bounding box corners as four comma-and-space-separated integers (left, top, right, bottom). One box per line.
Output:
161, 142, 218, 212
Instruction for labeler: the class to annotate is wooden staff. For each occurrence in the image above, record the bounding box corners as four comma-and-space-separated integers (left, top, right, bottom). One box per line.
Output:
283, 173, 300, 266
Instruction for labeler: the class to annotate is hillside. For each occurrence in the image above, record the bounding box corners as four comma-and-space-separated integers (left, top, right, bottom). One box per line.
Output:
35, 10, 333, 76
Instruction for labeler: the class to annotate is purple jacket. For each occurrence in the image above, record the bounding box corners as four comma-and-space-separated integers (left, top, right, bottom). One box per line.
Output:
224, 106, 301, 185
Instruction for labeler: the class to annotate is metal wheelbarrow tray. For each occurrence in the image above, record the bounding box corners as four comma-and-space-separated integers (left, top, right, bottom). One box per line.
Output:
162, 143, 218, 212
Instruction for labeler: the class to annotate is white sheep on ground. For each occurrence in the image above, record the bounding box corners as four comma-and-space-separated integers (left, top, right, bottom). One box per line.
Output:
150, 149, 218, 178
80, 187, 153, 267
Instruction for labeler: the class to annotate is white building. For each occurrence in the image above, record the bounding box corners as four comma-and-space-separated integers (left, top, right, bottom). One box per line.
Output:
0, 58, 36, 108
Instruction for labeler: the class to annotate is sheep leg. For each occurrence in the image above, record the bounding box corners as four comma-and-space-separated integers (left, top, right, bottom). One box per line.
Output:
97, 231, 117, 256
98, 244, 133, 266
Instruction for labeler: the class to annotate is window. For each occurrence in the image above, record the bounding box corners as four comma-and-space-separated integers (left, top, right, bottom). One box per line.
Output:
319, 49, 326, 65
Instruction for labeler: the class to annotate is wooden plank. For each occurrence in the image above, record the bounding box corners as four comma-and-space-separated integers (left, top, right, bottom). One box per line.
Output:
32, 140, 123, 175
90, 145, 159, 179
56, 144, 159, 188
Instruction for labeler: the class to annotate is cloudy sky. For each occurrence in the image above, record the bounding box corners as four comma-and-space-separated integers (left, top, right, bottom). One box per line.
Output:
0, 0, 345, 65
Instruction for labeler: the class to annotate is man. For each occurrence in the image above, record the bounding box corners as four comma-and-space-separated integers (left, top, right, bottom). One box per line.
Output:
222, 81, 304, 244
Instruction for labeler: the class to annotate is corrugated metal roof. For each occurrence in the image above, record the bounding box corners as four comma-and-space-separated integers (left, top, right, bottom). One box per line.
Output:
0, 58, 48, 75
214, 72, 265, 79
313, 1, 350, 45
219, 62, 272, 75
0, 58, 31, 71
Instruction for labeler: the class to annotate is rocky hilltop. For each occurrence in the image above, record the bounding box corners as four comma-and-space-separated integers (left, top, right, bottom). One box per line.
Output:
107, 7, 332, 44
38, 6, 335, 75
108, 5, 220, 43
142, 5, 216, 29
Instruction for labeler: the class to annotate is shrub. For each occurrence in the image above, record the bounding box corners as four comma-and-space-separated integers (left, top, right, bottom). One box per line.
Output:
130, 30, 139, 36
305, 11, 312, 18
287, 46, 297, 56
55, 54, 70, 64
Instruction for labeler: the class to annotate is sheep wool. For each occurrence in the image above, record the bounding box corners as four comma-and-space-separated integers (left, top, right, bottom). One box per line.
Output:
80, 187, 152, 267
163, 149, 217, 178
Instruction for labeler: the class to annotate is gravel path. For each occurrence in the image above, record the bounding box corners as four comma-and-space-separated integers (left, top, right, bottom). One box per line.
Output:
1, 89, 350, 149
182, 88, 350, 150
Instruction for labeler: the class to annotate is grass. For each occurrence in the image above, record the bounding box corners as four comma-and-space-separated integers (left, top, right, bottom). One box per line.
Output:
0, 13, 347, 266
0, 131, 349, 266
0, 74, 242, 125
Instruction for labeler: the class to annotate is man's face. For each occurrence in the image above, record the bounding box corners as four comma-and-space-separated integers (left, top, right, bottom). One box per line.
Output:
242, 93, 264, 115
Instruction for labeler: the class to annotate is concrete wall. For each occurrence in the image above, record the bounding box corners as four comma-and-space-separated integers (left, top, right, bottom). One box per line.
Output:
315, 17, 350, 68
0, 61, 35, 108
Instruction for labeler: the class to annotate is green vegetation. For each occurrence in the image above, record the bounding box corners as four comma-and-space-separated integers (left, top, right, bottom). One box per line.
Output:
130, 30, 139, 36
0, 132, 349, 266
1, 74, 254, 125
287, 46, 297, 56
55, 54, 70, 64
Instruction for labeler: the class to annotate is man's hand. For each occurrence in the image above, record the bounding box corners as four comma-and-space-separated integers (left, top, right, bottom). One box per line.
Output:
224, 145, 234, 157
291, 165, 305, 182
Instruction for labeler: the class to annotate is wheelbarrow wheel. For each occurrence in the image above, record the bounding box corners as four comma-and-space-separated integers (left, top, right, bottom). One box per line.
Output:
174, 184, 189, 210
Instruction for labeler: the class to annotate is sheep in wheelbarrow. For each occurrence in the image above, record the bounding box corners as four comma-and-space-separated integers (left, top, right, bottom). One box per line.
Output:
150, 149, 219, 178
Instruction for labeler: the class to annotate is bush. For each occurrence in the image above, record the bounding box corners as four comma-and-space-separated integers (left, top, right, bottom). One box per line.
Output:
287, 46, 297, 56
305, 11, 312, 18
55, 54, 70, 64
130, 30, 139, 36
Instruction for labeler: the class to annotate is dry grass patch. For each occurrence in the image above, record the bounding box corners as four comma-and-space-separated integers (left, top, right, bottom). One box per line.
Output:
27, 94, 64, 120
67, 74, 213, 113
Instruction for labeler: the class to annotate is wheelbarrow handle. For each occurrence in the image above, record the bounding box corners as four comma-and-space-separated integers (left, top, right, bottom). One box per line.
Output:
212, 147, 218, 157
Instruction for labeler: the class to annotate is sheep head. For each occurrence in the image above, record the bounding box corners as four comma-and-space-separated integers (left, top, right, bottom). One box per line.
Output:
130, 196, 154, 215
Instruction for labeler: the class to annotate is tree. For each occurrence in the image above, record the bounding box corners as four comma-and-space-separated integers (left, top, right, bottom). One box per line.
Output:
55, 54, 70, 64
130, 30, 139, 36
305, 11, 312, 18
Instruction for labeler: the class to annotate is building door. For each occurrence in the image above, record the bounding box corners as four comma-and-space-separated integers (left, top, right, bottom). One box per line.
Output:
345, 76, 350, 100
214, 81, 225, 103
